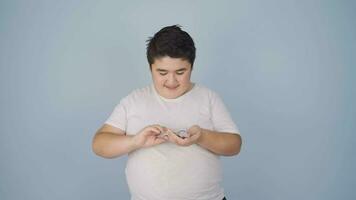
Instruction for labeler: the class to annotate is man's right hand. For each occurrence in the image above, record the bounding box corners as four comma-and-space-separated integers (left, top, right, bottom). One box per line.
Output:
132, 125, 168, 149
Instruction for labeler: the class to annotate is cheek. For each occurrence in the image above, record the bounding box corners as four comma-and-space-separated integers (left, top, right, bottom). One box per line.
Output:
152, 74, 164, 83
180, 74, 191, 82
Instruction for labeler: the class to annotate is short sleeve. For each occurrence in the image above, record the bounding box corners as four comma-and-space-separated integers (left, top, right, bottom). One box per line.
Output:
210, 92, 240, 134
104, 98, 128, 131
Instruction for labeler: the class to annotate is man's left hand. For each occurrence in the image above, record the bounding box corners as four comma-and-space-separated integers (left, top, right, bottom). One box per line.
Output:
167, 125, 202, 146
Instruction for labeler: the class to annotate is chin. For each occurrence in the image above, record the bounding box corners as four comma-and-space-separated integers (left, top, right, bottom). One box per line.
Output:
164, 90, 183, 99
164, 93, 180, 99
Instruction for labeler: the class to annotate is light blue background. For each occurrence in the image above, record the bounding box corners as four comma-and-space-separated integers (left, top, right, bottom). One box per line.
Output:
1, 0, 355, 199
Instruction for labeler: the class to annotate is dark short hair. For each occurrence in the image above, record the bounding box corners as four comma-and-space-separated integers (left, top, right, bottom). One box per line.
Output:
146, 25, 196, 69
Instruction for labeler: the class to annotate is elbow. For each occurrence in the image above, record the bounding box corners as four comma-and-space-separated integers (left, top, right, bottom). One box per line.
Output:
234, 133, 242, 156
225, 147, 241, 156
92, 134, 115, 159
92, 135, 103, 156
227, 133, 242, 156
232, 144, 242, 156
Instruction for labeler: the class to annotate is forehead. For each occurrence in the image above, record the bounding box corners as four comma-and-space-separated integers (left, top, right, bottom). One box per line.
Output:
151, 56, 191, 70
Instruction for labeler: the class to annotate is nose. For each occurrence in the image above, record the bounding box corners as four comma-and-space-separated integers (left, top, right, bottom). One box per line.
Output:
165, 73, 178, 86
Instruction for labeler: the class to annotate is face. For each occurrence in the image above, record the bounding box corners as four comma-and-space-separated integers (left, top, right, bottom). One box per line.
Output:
151, 56, 193, 99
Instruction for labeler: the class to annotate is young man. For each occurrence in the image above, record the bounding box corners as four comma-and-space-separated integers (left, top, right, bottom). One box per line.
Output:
92, 25, 242, 200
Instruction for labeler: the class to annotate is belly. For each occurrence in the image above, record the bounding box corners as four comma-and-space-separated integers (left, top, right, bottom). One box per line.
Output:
125, 143, 223, 199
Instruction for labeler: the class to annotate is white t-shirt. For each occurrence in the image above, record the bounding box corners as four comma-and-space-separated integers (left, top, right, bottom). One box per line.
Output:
105, 83, 239, 200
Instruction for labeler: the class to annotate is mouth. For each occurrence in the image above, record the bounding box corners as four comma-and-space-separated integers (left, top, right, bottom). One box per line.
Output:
165, 85, 179, 90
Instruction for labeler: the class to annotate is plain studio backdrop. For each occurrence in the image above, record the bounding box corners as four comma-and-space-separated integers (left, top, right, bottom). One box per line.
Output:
0, 0, 355, 199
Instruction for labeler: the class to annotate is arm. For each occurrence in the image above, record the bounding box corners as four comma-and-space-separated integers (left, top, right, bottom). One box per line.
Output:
92, 124, 166, 159
197, 128, 242, 156
92, 124, 136, 159
166, 125, 242, 156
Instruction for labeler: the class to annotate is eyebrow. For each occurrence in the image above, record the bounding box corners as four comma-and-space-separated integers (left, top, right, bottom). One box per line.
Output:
156, 68, 187, 72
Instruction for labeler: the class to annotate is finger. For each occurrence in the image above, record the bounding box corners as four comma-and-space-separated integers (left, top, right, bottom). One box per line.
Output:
162, 126, 168, 132
163, 135, 169, 140
191, 133, 200, 140
168, 129, 181, 139
154, 137, 167, 145
176, 138, 191, 146
188, 125, 200, 134
188, 134, 200, 144
187, 131, 199, 138
152, 125, 165, 133
144, 126, 162, 135
187, 126, 195, 133
170, 133, 190, 145
187, 129, 195, 136
166, 130, 180, 143
156, 133, 169, 140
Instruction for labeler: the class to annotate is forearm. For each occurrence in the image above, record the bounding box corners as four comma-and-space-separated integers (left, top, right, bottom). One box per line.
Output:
92, 132, 137, 159
197, 129, 242, 156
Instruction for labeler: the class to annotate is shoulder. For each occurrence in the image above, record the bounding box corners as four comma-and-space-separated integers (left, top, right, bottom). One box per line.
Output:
194, 83, 220, 99
119, 85, 153, 106
128, 85, 152, 99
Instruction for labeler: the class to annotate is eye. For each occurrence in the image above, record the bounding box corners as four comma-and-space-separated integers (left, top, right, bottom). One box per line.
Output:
159, 72, 168, 76
176, 71, 185, 75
